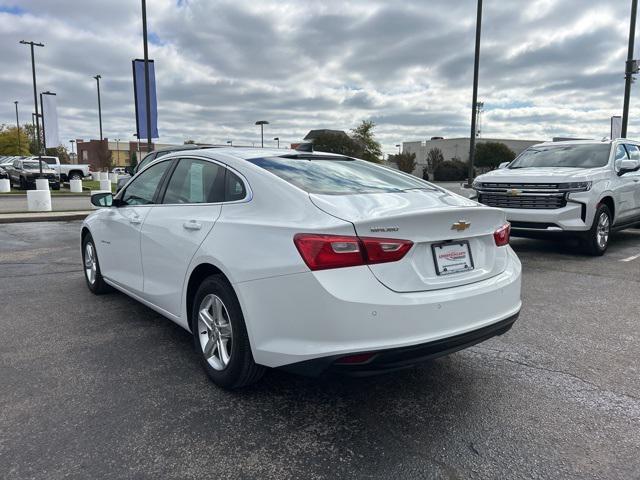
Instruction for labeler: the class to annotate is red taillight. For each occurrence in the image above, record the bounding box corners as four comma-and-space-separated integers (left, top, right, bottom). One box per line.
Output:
293, 234, 413, 271
494, 223, 511, 246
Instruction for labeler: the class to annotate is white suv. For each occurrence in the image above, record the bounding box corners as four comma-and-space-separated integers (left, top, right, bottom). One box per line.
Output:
473, 140, 640, 255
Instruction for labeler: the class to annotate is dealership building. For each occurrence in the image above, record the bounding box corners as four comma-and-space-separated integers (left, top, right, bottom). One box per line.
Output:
402, 137, 542, 177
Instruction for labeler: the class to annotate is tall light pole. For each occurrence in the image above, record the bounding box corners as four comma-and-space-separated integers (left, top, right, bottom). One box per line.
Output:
94, 75, 103, 140
14, 101, 20, 154
141, 0, 153, 152
226, 140, 233, 146
622, 0, 638, 138
395, 144, 401, 154
273, 137, 280, 148
115, 138, 120, 167
255, 120, 269, 147
69, 139, 76, 163
467, 0, 483, 185
19, 40, 44, 177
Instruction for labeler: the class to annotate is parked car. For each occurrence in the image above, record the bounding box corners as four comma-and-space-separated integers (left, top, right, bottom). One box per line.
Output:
473, 140, 640, 255
82, 148, 522, 389
38, 156, 90, 181
112, 167, 127, 176
6, 158, 60, 190
116, 144, 214, 192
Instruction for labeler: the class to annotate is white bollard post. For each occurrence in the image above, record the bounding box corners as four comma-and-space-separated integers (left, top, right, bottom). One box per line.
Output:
99, 179, 111, 191
99, 172, 108, 181
0, 178, 10, 193
92, 172, 100, 181
35, 178, 50, 190
70, 179, 83, 193
110, 173, 119, 184
27, 190, 52, 212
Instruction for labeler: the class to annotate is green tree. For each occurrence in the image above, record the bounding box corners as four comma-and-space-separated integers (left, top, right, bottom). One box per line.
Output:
434, 159, 468, 181
130, 150, 138, 170
46, 145, 70, 163
475, 142, 516, 169
351, 120, 382, 163
389, 151, 417, 174
312, 131, 362, 157
0, 124, 31, 155
426, 147, 444, 172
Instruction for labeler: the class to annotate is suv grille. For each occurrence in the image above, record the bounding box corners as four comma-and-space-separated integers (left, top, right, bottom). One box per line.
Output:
476, 183, 567, 210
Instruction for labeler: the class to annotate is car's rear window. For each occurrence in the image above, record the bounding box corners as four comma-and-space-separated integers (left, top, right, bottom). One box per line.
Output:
247, 156, 430, 195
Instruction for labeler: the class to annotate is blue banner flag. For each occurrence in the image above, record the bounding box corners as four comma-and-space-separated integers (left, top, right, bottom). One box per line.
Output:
132, 59, 159, 139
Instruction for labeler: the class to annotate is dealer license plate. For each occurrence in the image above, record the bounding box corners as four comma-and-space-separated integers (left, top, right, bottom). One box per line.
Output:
431, 241, 474, 276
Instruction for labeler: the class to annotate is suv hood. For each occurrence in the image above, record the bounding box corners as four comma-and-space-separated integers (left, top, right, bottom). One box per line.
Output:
477, 167, 599, 184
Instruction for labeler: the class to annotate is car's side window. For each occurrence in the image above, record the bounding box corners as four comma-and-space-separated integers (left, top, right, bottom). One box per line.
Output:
615, 145, 629, 170
624, 144, 640, 161
162, 158, 225, 204
121, 160, 172, 206
225, 170, 247, 202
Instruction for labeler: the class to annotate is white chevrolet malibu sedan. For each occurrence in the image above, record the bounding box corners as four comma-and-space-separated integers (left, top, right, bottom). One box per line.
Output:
82, 148, 522, 388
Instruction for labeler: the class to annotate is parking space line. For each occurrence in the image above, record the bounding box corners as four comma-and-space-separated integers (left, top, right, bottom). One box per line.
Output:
620, 253, 640, 262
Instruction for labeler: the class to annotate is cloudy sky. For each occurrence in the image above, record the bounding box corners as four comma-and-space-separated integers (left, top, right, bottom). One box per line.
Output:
1, 0, 639, 155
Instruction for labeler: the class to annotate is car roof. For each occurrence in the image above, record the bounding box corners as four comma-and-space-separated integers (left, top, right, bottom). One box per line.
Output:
534, 139, 640, 147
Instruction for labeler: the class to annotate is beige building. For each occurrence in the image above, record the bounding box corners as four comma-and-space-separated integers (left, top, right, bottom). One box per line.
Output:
402, 137, 542, 177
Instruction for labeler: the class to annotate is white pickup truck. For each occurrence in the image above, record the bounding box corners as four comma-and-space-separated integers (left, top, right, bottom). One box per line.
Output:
38, 156, 91, 181
473, 139, 640, 255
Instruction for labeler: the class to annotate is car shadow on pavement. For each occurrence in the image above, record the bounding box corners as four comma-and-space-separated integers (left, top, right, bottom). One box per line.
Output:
510, 228, 640, 257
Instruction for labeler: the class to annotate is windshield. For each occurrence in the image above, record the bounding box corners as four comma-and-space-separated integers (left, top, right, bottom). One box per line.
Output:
248, 156, 433, 195
23, 161, 49, 170
509, 144, 611, 169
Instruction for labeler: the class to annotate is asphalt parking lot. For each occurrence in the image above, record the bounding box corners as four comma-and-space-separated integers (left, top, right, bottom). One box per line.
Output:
1, 221, 639, 479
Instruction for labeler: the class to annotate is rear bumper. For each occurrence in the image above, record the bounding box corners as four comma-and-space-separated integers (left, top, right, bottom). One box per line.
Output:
281, 312, 518, 376
234, 247, 522, 369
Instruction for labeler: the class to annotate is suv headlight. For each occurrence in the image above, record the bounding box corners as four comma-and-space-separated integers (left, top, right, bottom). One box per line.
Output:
471, 180, 482, 189
560, 181, 592, 192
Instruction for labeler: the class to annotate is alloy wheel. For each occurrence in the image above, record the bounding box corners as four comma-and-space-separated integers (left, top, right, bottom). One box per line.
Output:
198, 294, 233, 371
84, 242, 97, 285
596, 212, 610, 250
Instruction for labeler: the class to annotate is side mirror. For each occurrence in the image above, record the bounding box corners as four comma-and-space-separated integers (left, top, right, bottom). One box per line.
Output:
91, 192, 113, 207
617, 158, 640, 176
498, 162, 510, 169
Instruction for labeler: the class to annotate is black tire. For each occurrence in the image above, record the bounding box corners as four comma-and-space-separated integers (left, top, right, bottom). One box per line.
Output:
191, 275, 265, 389
81, 233, 112, 294
69, 172, 83, 180
19, 177, 26, 190
52, 183, 60, 191
582, 203, 612, 256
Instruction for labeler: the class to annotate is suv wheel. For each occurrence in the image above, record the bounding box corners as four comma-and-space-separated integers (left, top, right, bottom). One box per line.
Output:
70, 173, 82, 180
192, 275, 265, 389
583, 204, 611, 256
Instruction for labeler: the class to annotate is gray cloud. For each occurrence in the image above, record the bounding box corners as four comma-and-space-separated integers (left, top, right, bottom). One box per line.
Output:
1, 0, 639, 155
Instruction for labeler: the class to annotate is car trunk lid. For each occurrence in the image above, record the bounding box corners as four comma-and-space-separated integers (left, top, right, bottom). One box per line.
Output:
309, 189, 509, 292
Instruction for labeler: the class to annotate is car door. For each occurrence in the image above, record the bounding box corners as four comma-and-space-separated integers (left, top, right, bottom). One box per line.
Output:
612, 144, 640, 223
139, 157, 225, 317
97, 159, 174, 294
622, 144, 640, 221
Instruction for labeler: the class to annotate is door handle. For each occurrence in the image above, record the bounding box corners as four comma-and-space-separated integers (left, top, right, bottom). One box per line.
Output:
129, 216, 142, 224
183, 220, 202, 231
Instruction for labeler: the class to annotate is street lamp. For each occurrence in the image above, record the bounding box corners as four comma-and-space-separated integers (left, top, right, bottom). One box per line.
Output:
19, 39, 45, 177
93, 75, 103, 140
622, 0, 638, 138
273, 137, 280, 148
115, 138, 120, 167
395, 144, 401, 154
227, 140, 233, 146
255, 120, 269, 147
467, 0, 483, 185
14, 101, 20, 154
69, 139, 76, 163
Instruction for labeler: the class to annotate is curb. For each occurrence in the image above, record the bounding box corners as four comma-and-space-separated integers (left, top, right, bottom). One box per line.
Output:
0, 211, 92, 224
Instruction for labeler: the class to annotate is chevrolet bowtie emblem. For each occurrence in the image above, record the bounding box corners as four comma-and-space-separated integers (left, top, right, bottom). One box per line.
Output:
507, 188, 522, 196
451, 220, 471, 231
